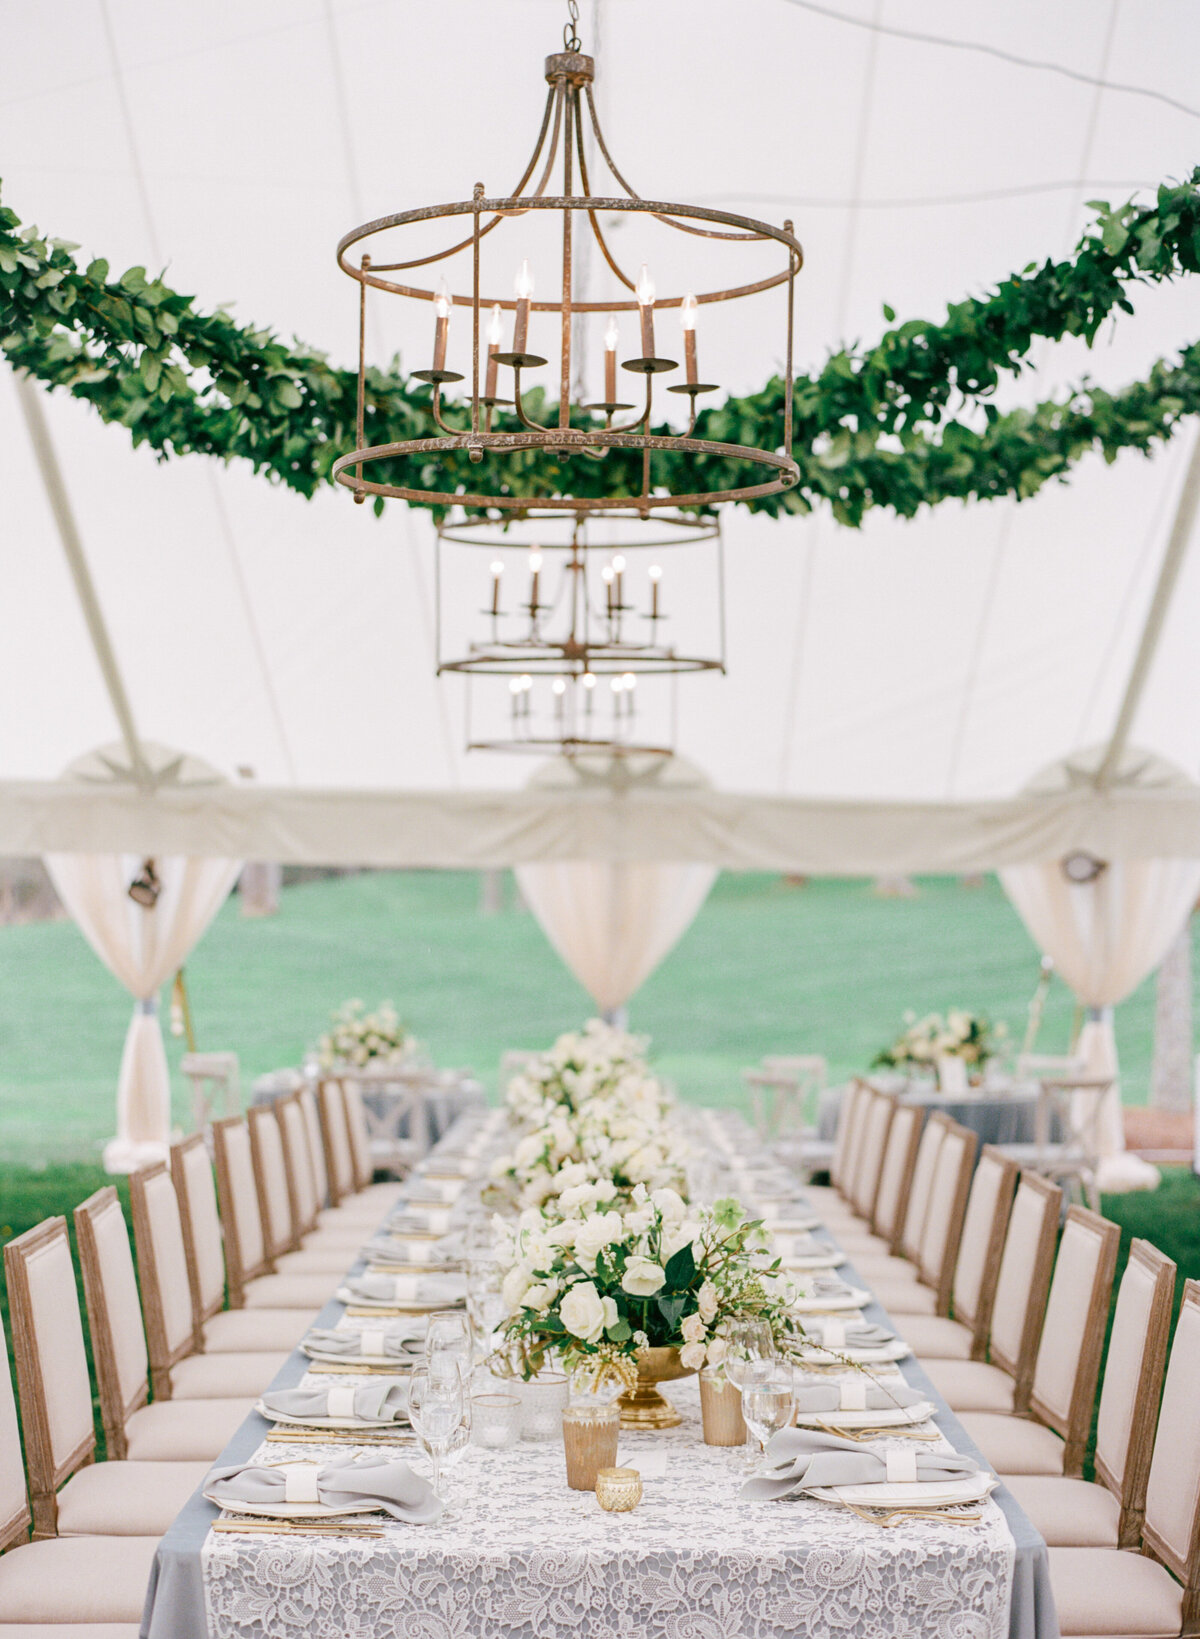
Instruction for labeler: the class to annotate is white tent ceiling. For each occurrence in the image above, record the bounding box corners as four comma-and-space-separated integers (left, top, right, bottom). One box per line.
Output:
2, 0, 1200, 863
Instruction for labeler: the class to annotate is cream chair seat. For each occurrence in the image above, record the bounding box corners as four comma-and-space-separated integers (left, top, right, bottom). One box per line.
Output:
869, 1278, 938, 1315
958, 1413, 1067, 1473
51, 1460, 210, 1535
1047, 1548, 1184, 1638
923, 1358, 1017, 1413
900, 1315, 975, 1359
201, 1309, 317, 1352
1005, 1476, 1123, 1546
167, 1351, 286, 1397
0, 1537, 161, 1626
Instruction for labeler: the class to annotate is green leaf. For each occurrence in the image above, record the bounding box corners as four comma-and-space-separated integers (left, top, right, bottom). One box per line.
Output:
655, 1294, 686, 1333
663, 1243, 696, 1291
86, 258, 110, 284
882, 303, 895, 322
606, 1318, 632, 1343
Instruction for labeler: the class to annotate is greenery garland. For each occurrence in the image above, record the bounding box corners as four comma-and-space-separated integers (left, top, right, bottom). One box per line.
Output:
2, 171, 1199, 524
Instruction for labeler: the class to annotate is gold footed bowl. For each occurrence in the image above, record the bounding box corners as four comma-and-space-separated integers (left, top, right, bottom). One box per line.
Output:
616, 1346, 696, 1430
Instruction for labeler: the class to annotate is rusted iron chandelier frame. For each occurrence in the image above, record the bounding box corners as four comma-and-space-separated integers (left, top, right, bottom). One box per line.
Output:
332, 12, 803, 515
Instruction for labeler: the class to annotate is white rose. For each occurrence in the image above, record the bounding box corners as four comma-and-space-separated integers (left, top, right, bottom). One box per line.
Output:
593, 1178, 618, 1203
651, 1186, 687, 1222
501, 1263, 533, 1310
697, 1280, 718, 1324
560, 1280, 608, 1343
706, 1336, 728, 1366
680, 1312, 706, 1344
621, 1257, 666, 1297
489, 1154, 514, 1179
574, 1211, 625, 1269
625, 1145, 664, 1184
661, 1220, 701, 1262
546, 1220, 578, 1248
679, 1341, 707, 1371
522, 1281, 555, 1312
623, 1205, 654, 1236
552, 1162, 589, 1194
601, 1295, 619, 1330
514, 1134, 544, 1170
558, 1182, 599, 1215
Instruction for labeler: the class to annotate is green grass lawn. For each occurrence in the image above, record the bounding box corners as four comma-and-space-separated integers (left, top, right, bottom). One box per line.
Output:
0, 870, 1185, 1164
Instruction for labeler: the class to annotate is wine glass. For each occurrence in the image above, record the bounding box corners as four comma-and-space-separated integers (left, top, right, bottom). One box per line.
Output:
426, 1309, 473, 1380
741, 1359, 795, 1468
723, 1318, 774, 1390
408, 1361, 465, 1501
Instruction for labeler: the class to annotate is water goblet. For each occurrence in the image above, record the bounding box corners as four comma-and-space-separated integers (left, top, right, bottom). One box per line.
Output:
426, 1309, 473, 1379
408, 1361, 465, 1502
741, 1359, 796, 1470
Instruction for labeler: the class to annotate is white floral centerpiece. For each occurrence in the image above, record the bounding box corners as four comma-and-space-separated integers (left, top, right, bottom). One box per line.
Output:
316, 999, 415, 1070
505, 1018, 673, 1126
873, 1008, 1006, 1078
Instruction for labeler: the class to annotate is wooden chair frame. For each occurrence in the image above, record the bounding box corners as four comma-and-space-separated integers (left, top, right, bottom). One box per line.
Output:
989, 1169, 1062, 1413
954, 1145, 1018, 1361
872, 1101, 925, 1251
72, 1187, 152, 1463
212, 1114, 273, 1306
170, 1131, 226, 1340
835, 1081, 874, 1200
247, 1101, 299, 1260
300, 1085, 331, 1210
129, 1161, 196, 1401
1142, 1280, 1200, 1638
828, 1080, 867, 1192
1026, 1204, 1120, 1476
919, 1118, 979, 1317
0, 1309, 32, 1553
850, 1091, 896, 1221
4, 1218, 96, 1539
317, 1078, 356, 1206
277, 1091, 320, 1239
898, 1111, 948, 1264
1095, 1238, 1175, 1548
340, 1080, 376, 1192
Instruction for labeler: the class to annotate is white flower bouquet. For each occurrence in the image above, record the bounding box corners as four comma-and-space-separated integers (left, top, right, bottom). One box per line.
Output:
316, 999, 415, 1071
505, 1018, 671, 1126
492, 1187, 802, 1388
873, 1007, 1006, 1071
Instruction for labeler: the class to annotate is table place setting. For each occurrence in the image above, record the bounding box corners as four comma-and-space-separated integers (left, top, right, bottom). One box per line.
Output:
337, 1270, 468, 1310
786, 1276, 872, 1312
204, 1452, 444, 1528
255, 1382, 416, 1449
301, 1320, 427, 1368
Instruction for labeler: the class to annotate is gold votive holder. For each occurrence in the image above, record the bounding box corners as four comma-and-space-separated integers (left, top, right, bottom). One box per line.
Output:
561, 1403, 620, 1491
699, 1366, 747, 1446
595, 1466, 643, 1512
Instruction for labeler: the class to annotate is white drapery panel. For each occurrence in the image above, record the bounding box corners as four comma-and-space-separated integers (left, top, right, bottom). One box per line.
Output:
1000, 746, 1200, 1191
515, 858, 717, 1013
44, 850, 241, 1170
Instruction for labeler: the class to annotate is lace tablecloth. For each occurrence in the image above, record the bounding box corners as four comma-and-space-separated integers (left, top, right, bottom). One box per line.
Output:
142, 1121, 1057, 1639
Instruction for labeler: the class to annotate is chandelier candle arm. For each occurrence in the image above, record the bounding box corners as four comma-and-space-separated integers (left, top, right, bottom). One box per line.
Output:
637, 265, 655, 360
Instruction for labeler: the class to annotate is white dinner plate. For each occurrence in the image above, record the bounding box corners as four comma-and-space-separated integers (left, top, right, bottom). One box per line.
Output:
763, 1216, 822, 1234
301, 1344, 421, 1368
795, 1341, 912, 1364
781, 1252, 845, 1271
808, 1472, 995, 1510
205, 1494, 385, 1521
795, 1399, 935, 1429
790, 1287, 870, 1313
255, 1401, 409, 1430
338, 1287, 464, 1312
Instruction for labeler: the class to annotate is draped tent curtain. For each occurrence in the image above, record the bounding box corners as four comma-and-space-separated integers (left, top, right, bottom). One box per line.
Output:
1000, 746, 1200, 1191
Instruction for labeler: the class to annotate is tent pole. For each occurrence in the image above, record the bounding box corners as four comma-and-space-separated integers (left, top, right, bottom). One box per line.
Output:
1095, 427, 1200, 790
13, 371, 151, 788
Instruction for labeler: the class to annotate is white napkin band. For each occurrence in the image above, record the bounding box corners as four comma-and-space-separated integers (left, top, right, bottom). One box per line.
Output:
391, 1276, 420, 1302
839, 1379, 867, 1411
361, 1328, 388, 1357
402, 1241, 433, 1265
821, 1320, 846, 1348
885, 1450, 918, 1484
281, 1463, 322, 1504
326, 1387, 358, 1419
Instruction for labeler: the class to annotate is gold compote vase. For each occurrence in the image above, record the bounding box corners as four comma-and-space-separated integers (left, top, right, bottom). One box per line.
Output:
615, 1346, 696, 1430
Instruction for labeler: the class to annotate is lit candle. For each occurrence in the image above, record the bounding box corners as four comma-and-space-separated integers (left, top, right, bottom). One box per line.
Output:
602, 564, 614, 616
636, 264, 655, 358
433, 279, 451, 373
681, 292, 698, 385
624, 673, 637, 718
648, 562, 662, 619
485, 303, 502, 399
528, 548, 542, 611
519, 674, 532, 721
509, 676, 521, 721
513, 261, 534, 357
490, 559, 503, 617
612, 553, 626, 609
552, 676, 566, 725
583, 670, 596, 715
604, 315, 618, 403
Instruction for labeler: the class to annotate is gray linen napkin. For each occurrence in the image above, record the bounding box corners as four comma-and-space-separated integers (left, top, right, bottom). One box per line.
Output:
343, 1272, 466, 1305
741, 1428, 979, 1499
260, 1383, 410, 1422
804, 1320, 895, 1349
304, 1322, 426, 1359
793, 1382, 925, 1414
207, 1453, 441, 1523
796, 1276, 854, 1300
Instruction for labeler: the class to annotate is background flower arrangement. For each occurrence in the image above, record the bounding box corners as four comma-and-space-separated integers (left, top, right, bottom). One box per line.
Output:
873, 1008, 1006, 1071
315, 998, 415, 1070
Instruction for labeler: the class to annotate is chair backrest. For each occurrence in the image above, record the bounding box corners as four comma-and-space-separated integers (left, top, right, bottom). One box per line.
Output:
828, 1081, 866, 1189
130, 1161, 202, 1396
212, 1115, 271, 1303
916, 1118, 979, 1314
4, 1219, 96, 1538
171, 1132, 228, 1326
0, 1308, 31, 1552
987, 1170, 1062, 1410
898, 1113, 946, 1263
318, 1078, 356, 1205
1027, 1205, 1120, 1475
248, 1102, 298, 1260
1142, 1281, 1200, 1622
949, 1146, 1017, 1352
1093, 1238, 1176, 1548
848, 1091, 894, 1218
871, 1101, 924, 1247
279, 1092, 320, 1237
341, 1081, 374, 1191
72, 1189, 152, 1461
300, 1085, 330, 1207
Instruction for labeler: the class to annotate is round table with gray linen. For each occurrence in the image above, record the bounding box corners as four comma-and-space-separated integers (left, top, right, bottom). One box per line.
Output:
818, 1080, 1043, 1148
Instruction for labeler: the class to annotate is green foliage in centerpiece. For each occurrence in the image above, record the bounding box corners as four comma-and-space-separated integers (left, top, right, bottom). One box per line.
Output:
873, 1008, 1006, 1070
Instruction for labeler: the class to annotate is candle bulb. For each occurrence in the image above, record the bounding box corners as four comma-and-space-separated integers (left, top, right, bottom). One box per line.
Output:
485, 303, 502, 399
636, 264, 655, 359
432, 279, 451, 374
612, 553, 626, 610
513, 260, 534, 356
648, 562, 662, 619
490, 559, 503, 617
602, 564, 614, 617
604, 315, 618, 403
583, 671, 596, 716
681, 292, 698, 385
553, 676, 566, 726
528, 548, 542, 612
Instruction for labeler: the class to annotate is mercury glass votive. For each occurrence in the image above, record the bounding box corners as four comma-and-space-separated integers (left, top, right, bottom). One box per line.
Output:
561, 1404, 620, 1490
699, 1366, 748, 1446
471, 1393, 521, 1450
595, 1466, 643, 1512
519, 1371, 569, 1440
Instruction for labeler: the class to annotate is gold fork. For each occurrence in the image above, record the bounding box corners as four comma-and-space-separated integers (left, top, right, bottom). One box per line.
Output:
264, 1429, 416, 1447
840, 1502, 983, 1529
211, 1520, 384, 1537
815, 1421, 940, 1442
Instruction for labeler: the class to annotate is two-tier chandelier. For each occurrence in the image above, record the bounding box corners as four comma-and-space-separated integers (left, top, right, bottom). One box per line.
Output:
332, 3, 803, 515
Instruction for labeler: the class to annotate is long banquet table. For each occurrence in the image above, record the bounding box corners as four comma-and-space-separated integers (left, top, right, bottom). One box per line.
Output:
142, 1113, 1058, 1639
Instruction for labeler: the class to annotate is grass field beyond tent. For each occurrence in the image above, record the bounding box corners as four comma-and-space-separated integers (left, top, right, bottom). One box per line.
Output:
0, 869, 1192, 1164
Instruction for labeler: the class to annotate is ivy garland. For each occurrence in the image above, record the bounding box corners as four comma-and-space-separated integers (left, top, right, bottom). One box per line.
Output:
1, 171, 1199, 525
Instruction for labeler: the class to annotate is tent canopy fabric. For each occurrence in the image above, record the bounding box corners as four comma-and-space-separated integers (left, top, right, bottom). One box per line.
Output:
4, 0, 1200, 863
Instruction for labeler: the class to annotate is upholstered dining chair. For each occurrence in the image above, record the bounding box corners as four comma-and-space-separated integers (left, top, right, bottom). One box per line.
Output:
211, 1116, 341, 1311
0, 1306, 160, 1633
835, 1100, 926, 1258
316, 1079, 406, 1220
845, 1089, 896, 1220
246, 1103, 358, 1274
861, 1118, 979, 1317
276, 1092, 364, 1249
1047, 1279, 1200, 1639
804, 1081, 870, 1215
922, 1170, 1062, 1416
73, 1188, 252, 1462
129, 1161, 287, 1400
842, 1111, 948, 1279
4, 1218, 208, 1539
956, 1204, 1120, 1477
1006, 1239, 1176, 1547
170, 1132, 317, 1353
897, 1146, 1018, 1360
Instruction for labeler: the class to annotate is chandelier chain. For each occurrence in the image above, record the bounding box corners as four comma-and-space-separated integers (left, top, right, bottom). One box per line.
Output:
564, 0, 581, 51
